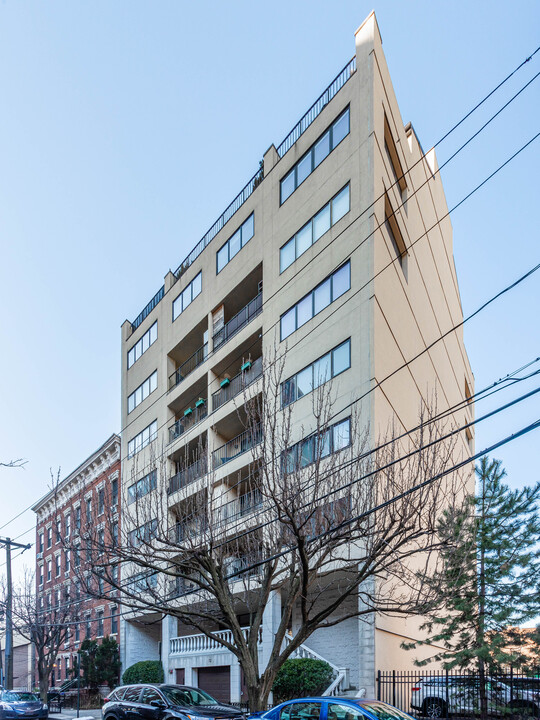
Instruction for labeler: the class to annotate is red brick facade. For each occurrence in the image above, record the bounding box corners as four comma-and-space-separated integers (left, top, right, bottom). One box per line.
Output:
33, 434, 121, 687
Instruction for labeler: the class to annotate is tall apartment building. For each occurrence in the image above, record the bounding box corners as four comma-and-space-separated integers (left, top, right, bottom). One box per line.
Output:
32, 434, 121, 687
120, 13, 473, 701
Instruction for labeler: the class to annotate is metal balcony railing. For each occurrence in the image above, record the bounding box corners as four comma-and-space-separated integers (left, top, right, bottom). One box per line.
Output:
216, 488, 263, 526
168, 457, 207, 495
212, 424, 262, 467
213, 292, 262, 351
212, 356, 263, 411
168, 343, 208, 390
169, 516, 207, 543
168, 404, 207, 444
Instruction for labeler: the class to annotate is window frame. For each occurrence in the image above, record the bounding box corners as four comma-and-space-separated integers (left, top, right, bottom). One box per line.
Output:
128, 370, 158, 414
127, 321, 158, 370
172, 271, 203, 322
281, 339, 351, 407
216, 213, 255, 274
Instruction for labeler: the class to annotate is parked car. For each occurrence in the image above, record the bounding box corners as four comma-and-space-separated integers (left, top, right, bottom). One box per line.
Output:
0, 690, 49, 719
102, 684, 245, 720
248, 697, 417, 720
410, 676, 540, 718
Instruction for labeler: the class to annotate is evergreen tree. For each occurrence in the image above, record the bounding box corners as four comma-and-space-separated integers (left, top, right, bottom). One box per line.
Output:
405, 457, 540, 719
79, 636, 120, 690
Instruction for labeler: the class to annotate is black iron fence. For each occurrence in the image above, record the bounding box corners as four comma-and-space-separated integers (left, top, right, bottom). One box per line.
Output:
376, 669, 540, 719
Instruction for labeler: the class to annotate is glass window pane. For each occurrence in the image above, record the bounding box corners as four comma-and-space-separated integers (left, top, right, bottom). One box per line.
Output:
283, 448, 296, 474
313, 353, 331, 387
333, 419, 350, 450
150, 323, 157, 344
332, 340, 351, 376
296, 366, 313, 399
297, 153, 312, 186
217, 244, 228, 273
313, 278, 331, 314
282, 377, 296, 407
142, 333, 150, 352
150, 371, 158, 392
281, 308, 296, 340
229, 229, 241, 258
128, 395, 135, 413
296, 294, 313, 328
332, 186, 350, 224
172, 297, 181, 320
192, 272, 202, 298
332, 262, 350, 300
296, 223, 312, 257
320, 429, 331, 458
332, 109, 350, 148
314, 131, 330, 168
242, 214, 254, 245
300, 437, 314, 468
280, 238, 296, 273
183, 285, 192, 310
313, 204, 331, 241
280, 169, 295, 204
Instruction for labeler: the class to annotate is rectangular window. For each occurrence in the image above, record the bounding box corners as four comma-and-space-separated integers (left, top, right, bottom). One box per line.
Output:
112, 521, 119, 548
75, 622, 80, 643
128, 519, 158, 548
111, 607, 118, 635
85, 615, 91, 638
127, 321, 158, 369
283, 417, 351, 473
127, 469, 157, 504
86, 499, 92, 525
64, 550, 70, 573
56, 521, 61, 543
111, 477, 118, 507
280, 185, 350, 273
65, 514, 71, 539
75, 506, 81, 531
280, 262, 351, 341
39, 533, 44, 554
55, 555, 61, 577
280, 107, 350, 204
47, 527, 52, 548
127, 370, 158, 414
172, 271, 202, 321
216, 213, 255, 273
127, 420, 158, 458
98, 488, 105, 515
39, 566, 44, 585
47, 560, 52, 582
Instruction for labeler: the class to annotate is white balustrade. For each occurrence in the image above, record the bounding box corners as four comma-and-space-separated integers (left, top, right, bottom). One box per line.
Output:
170, 626, 261, 656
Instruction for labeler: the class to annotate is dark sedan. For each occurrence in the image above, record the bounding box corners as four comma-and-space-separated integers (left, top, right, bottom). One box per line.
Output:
102, 684, 245, 720
0, 691, 49, 720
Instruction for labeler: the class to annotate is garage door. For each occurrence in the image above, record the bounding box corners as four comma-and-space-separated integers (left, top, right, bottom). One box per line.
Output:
198, 666, 231, 703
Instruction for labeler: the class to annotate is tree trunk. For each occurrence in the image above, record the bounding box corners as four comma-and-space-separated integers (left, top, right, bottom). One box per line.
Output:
39, 672, 49, 704
478, 471, 488, 720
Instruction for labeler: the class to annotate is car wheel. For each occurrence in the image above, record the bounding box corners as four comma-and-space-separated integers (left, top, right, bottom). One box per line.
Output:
423, 700, 446, 719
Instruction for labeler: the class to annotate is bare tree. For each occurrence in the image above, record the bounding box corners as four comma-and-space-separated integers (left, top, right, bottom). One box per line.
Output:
0, 459, 27, 469
65, 351, 471, 710
6, 571, 76, 701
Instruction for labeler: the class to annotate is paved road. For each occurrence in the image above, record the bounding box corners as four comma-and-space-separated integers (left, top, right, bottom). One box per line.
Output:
49, 710, 101, 719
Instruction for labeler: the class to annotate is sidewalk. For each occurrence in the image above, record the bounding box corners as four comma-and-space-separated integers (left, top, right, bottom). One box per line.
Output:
49, 710, 101, 720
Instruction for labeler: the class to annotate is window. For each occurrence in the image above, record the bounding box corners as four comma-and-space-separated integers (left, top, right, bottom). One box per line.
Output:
282, 339, 351, 406
75, 620, 80, 643
127, 469, 157, 504
129, 571, 158, 593
111, 607, 118, 635
280, 262, 350, 340
55, 556, 61, 577
97, 528, 105, 552
64, 550, 70, 573
128, 420, 158, 458
55, 521, 61, 543
128, 370, 158, 414
129, 519, 158, 548
280, 185, 350, 272
39, 533, 44, 554
111, 477, 118, 507
124, 687, 142, 703
39, 566, 44, 585
141, 688, 163, 705
85, 615, 91, 638
97, 574, 105, 596
283, 418, 351, 472
112, 521, 119, 548
172, 271, 202, 321
74, 546, 80, 568
75, 506, 81, 532
86, 498, 92, 525
47, 527, 52, 548
127, 321, 157, 369
46, 560, 52, 582
385, 194, 407, 266
327, 703, 365, 720
280, 107, 350, 204
216, 213, 255, 273
280, 703, 322, 720
98, 488, 105, 516
65, 513, 71, 539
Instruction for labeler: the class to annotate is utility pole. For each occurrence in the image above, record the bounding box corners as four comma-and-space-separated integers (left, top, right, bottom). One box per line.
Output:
0, 537, 32, 690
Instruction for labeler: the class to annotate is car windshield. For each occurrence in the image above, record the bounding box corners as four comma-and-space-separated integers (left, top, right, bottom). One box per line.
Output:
2, 692, 39, 702
360, 703, 412, 720
161, 688, 219, 706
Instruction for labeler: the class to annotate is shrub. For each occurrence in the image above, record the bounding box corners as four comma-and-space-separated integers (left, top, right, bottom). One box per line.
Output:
272, 658, 334, 701
122, 660, 164, 685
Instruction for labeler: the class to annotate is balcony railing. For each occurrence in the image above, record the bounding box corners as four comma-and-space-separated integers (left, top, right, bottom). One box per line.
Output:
168, 343, 208, 391
168, 457, 207, 495
212, 424, 262, 468
168, 404, 207, 444
170, 626, 262, 655
216, 488, 263, 526
169, 516, 207, 544
212, 356, 263, 411
213, 292, 262, 351
131, 285, 165, 331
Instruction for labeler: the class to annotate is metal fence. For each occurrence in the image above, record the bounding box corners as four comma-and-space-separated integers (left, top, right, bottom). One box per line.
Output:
376, 668, 540, 719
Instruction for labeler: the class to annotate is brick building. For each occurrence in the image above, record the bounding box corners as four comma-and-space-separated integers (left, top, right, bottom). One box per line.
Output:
32, 434, 121, 687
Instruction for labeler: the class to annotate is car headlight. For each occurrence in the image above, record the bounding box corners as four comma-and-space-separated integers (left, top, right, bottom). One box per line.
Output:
0, 704, 15, 711
184, 714, 212, 720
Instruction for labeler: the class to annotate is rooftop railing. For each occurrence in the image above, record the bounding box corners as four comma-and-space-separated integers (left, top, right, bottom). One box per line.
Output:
168, 342, 208, 391
168, 404, 207, 444
168, 457, 207, 495
212, 423, 262, 468
131, 55, 355, 329
212, 356, 263, 411
213, 292, 262, 351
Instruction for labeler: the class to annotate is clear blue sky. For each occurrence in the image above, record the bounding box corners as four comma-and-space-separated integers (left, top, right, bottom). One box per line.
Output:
1, 1, 539, 578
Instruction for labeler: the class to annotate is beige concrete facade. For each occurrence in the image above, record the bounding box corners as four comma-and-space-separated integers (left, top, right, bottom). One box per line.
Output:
120, 12, 473, 699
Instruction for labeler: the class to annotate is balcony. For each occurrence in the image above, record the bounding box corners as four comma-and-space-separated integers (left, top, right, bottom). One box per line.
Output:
216, 488, 263, 526
169, 343, 208, 391
213, 292, 262, 351
170, 626, 262, 656
169, 516, 207, 544
168, 404, 207, 444
212, 356, 263, 412
168, 457, 207, 495
212, 424, 262, 468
